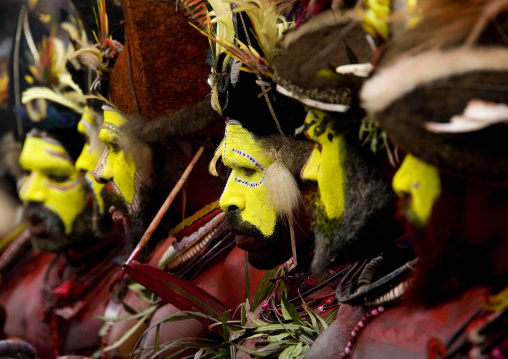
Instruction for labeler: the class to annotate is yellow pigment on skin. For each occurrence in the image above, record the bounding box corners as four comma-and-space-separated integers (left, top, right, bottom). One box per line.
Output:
95, 108, 137, 205
76, 110, 106, 213
219, 121, 277, 236
392, 154, 441, 226
301, 109, 346, 220
19, 137, 87, 234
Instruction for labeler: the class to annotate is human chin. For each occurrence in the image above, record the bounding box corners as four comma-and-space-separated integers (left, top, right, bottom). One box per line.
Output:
24, 203, 65, 245
310, 192, 343, 238
100, 185, 130, 223
226, 210, 293, 269
24, 203, 93, 252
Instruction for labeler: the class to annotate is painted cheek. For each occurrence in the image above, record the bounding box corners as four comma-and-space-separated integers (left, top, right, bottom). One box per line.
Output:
111, 150, 137, 204
301, 144, 321, 182
317, 135, 346, 220
393, 155, 441, 225
44, 175, 88, 234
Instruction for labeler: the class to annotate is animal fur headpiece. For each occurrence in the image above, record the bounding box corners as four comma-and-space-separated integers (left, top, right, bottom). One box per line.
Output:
273, 9, 373, 118
105, 0, 221, 144
361, 0, 508, 187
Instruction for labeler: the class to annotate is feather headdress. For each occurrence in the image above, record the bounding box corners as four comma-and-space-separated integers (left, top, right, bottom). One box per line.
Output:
362, 0, 508, 186
383, 0, 508, 61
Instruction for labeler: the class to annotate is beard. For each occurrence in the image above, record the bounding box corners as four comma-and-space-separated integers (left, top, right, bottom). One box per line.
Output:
408, 174, 508, 307
82, 177, 115, 238
102, 183, 170, 260
226, 207, 312, 270
23, 203, 95, 252
310, 134, 402, 275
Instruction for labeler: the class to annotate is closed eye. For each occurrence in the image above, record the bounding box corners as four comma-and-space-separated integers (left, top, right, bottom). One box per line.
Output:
240, 167, 256, 177
48, 174, 71, 183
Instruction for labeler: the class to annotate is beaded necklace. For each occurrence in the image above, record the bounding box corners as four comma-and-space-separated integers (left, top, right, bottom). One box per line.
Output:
336, 253, 417, 358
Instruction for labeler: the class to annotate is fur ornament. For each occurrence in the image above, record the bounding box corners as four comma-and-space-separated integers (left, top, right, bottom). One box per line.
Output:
265, 147, 301, 220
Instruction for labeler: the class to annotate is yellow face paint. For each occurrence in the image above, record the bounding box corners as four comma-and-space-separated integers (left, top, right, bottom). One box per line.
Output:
219, 120, 277, 236
76, 110, 106, 213
301, 109, 346, 220
19, 136, 87, 234
94, 108, 139, 213
392, 154, 441, 226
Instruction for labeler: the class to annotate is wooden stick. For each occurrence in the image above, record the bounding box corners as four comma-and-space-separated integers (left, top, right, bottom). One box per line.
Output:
289, 212, 297, 267
123, 145, 205, 268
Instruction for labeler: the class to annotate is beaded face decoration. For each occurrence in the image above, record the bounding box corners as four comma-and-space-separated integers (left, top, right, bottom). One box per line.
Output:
392, 154, 441, 227
301, 109, 346, 221
94, 108, 140, 215
19, 133, 87, 234
219, 120, 278, 237
76, 110, 106, 214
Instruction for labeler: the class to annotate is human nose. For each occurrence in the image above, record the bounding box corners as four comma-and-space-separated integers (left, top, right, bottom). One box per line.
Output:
19, 172, 47, 203
219, 173, 246, 213
300, 144, 321, 182
93, 147, 113, 184
392, 154, 424, 198
75, 144, 90, 173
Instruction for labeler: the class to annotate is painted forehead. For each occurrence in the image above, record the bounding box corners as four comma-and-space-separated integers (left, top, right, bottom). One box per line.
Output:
99, 109, 127, 143
20, 136, 75, 175
304, 109, 336, 142
223, 120, 270, 168
78, 111, 95, 137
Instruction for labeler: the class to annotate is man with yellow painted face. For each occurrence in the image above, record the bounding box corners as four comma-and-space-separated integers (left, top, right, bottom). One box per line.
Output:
19, 128, 90, 251
219, 118, 313, 269
0, 8, 126, 357
204, 3, 320, 271
93, 106, 141, 232
86, 1, 269, 357
361, 0, 508, 307
271, 8, 405, 276
339, 1, 508, 357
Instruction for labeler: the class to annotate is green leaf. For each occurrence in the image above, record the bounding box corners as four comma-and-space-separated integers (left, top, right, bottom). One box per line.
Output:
295, 344, 309, 359
244, 251, 250, 302
124, 261, 229, 333
279, 342, 302, 359
300, 302, 319, 333
234, 344, 281, 358
102, 305, 156, 352
323, 306, 340, 325
95, 304, 157, 322
221, 312, 229, 341
154, 323, 160, 353
252, 265, 281, 309
279, 282, 306, 326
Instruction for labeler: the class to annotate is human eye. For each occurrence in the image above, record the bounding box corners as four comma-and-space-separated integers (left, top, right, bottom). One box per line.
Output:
239, 167, 257, 177
47, 174, 71, 183
111, 142, 121, 153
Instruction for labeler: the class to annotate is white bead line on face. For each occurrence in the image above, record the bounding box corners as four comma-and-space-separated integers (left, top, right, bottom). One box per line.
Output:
230, 147, 265, 188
